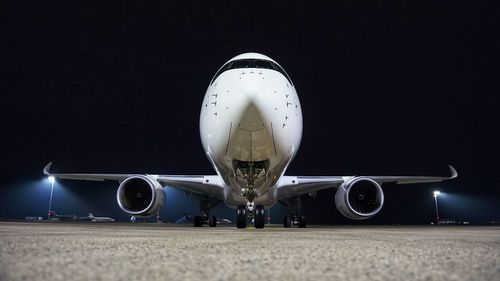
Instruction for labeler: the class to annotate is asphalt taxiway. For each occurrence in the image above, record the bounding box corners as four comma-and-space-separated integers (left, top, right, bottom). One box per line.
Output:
0, 222, 499, 281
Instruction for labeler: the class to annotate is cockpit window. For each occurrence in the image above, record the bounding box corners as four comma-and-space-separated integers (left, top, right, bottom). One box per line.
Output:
230, 60, 250, 69
210, 59, 293, 86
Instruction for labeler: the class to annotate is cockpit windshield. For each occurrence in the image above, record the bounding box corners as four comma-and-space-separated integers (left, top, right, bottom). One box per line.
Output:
210, 59, 293, 86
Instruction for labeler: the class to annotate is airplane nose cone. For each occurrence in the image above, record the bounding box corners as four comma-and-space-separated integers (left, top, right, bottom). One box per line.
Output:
237, 101, 265, 131
232, 76, 269, 131
226, 93, 276, 163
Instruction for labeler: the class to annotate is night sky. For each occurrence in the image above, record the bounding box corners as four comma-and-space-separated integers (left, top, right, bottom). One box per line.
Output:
1, 1, 499, 224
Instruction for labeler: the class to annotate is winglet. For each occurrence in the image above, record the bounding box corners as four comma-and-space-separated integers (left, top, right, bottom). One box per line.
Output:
43, 162, 53, 176
448, 165, 458, 179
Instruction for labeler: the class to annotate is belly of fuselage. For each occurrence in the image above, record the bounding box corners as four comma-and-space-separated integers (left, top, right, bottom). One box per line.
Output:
200, 68, 302, 206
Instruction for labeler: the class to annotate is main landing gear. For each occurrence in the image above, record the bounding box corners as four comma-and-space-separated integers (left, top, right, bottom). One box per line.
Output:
280, 196, 307, 228
283, 215, 306, 228
194, 215, 217, 227
193, 197, 220, 227
236, 202, 266, 229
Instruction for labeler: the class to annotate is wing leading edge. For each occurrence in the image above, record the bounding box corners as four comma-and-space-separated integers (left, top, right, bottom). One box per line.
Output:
43, 162, 225, 200
276, 165, 457, 200
44, 163, 457, 203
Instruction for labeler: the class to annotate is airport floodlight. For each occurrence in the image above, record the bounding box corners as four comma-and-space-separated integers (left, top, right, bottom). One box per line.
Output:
433, 190, 440, 224
47, 176, 56, 220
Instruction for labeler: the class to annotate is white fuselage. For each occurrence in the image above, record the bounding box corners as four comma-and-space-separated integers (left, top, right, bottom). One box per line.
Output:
200, 53, 303, 207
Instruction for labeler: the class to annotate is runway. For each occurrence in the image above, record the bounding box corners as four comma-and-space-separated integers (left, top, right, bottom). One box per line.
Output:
0, 222, 499, 281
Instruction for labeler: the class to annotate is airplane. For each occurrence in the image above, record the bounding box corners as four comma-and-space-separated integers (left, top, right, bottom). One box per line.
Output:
48, 210, 78, 221
47, 211, 114, 222
87, 213, 115, 222
175, 213, 192, 224
43, 52, 457, 229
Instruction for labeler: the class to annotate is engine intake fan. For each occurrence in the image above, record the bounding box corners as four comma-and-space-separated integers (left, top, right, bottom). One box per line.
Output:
334, 177, 384, 220
116, 175, 164, 217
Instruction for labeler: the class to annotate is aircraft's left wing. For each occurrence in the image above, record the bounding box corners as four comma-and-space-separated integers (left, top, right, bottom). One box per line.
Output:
276, 165, 457, 200
43, 162, 225, 200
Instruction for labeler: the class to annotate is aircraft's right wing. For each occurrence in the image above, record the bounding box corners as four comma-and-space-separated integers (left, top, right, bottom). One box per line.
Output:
43, 162, 225, 200
154, 175, 225, 199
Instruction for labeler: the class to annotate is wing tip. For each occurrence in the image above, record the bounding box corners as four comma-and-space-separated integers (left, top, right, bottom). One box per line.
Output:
448, 165, 458, 179
43, 162, 53, 176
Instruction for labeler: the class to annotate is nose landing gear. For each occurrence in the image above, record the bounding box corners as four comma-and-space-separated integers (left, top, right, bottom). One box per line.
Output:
236, 203, 266, 229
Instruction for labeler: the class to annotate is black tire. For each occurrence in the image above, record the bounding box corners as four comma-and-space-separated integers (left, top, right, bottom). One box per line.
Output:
254, 204, 265, 229
283, 216, 291, 228
298, 216, 306, 228
194, 215, 202, 227
209, 216, 217, 227
236, 205, 247, 229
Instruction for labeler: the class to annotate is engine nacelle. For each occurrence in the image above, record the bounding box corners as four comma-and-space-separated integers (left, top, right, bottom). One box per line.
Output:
334, 177, 384, 220
116, 175, 165, 217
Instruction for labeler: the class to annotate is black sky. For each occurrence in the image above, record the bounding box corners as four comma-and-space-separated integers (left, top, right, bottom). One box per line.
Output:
1, 1, 499, 223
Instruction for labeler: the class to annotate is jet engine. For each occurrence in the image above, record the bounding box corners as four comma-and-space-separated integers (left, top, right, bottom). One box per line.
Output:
334, 177, 384, 220
116, 175, 165, 217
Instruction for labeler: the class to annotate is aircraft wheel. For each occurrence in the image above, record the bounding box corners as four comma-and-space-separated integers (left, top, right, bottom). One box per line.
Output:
298, 216, 306, 228
236, 205, 247, 229
209, 216, 217, 227
194, 215, 202, 227
283, 216, 291, 228
254, 204, 265, 229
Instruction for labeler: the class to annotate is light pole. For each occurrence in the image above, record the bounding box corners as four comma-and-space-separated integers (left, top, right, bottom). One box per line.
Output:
433, 190, 440, 224
47, 176, 55, 220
